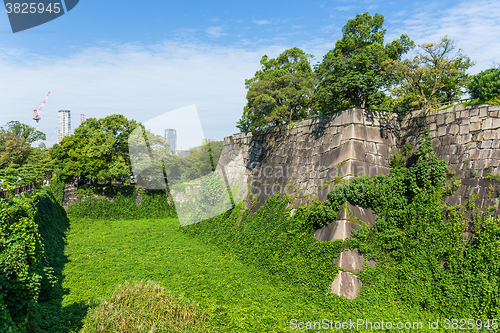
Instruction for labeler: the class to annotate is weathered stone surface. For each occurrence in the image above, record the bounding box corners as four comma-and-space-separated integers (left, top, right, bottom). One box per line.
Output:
437, 114, 445, 125
483, 118, 493, 130
484, 130, 497, 140
314, 220, 358, 241
218, 104, 500, 217
329, 271, 362, 299
333, 249, 365, 272
480, 107, 488, 117
450, 124, 459, 135
470, 122, 481, 132
445, 113, 455, 124
482, 141, 492, 149
337, 203, 377, 226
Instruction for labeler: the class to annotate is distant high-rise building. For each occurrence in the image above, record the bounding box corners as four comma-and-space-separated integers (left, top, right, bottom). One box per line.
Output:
57, 109, 71, 143
164, 129, 177, 151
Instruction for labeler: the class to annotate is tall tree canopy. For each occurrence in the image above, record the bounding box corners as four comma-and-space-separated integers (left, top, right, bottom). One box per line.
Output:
468, 68, 500, 101
314, 12, 414, 111
0, 120, 46, 144
236, 47, 317, 132
0, 121, 46, 168
384, 36, 474, 111
51, 114, 139, 184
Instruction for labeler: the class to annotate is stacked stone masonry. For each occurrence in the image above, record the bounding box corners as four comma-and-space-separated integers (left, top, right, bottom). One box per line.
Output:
217, 104, 500, 298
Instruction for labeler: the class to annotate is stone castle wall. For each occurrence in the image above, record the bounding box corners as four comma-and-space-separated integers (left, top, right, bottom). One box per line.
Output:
221, 108, 399, 210
219, 104, 500, 214
216, 103, 500, 299
402, 104, 500, 216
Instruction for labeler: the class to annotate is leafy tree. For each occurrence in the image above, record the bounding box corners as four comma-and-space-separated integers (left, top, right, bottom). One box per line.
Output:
51, 115, 139, 185
0, 132, 32, 167
384, 36, 474, 112
468, 68, 500, 101
0, 121, 46, 169
314, 12, 414, 111
0, 120, 46, 144
237, 47, 317, 132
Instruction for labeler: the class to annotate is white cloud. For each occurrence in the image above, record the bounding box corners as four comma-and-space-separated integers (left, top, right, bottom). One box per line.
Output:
0, 41, 292, 143
206, 26, 225, 38
322, 24, 337, 34
389, 0, 500, 73
253, 20, 272, 25
335, 6, 354, 11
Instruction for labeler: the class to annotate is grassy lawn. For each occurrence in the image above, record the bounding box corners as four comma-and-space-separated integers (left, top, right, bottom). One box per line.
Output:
61, 218, 342, 332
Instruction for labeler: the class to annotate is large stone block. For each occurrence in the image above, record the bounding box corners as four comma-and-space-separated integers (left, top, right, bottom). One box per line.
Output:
437, 114, 445, 125
482, 141, 493, 149
482, 118, 493, 130
450, 124, 459, 135
339, 159, 390, 178
337, 202, 377, 226
480, 107, 488, 117
333, 249, 367, 273
364, 141, 378, 154
484, 130, 497, 140
341, 124, 394, 145
314, 220, 359, 241
319, 140, 365, 168
329, 271, 362, 299
445, 113, 455, 124
470, 122, 481, 132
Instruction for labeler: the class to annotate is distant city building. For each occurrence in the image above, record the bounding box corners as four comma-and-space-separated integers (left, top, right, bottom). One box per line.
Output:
57, 109, 71, 143
164, 129, 177, 151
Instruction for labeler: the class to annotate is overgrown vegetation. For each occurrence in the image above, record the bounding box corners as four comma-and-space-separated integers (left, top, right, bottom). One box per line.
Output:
0, 187, 67, 332
67, 188, 176, 220
80, 280, 216, 333
183, 127, 500, 325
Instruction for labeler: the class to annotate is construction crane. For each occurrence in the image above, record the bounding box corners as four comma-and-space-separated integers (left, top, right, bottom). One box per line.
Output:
33, 92, 50, 130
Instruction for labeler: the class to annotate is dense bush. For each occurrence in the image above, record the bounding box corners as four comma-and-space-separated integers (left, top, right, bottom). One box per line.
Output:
469, 68, 500, 101
67, 189, 177, 220
80, 280, 215, 333
0, 187, 66, 332
48, 176, 65, 205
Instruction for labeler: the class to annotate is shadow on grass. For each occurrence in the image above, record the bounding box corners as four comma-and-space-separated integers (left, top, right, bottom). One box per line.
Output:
27, 192, 89, 333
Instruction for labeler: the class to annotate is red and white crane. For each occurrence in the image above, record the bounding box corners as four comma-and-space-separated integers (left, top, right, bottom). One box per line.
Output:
33, 92, 50, 130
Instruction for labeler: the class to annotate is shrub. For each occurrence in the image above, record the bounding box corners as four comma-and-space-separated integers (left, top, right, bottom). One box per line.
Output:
0, 187, 64, 332
468, 68, 500, 101
80, 280, 215, 333
67, 189, 176, 220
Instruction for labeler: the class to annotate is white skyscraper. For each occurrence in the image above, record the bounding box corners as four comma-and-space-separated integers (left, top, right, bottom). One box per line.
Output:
57, 109, 71, 143
164, 128, 177, 151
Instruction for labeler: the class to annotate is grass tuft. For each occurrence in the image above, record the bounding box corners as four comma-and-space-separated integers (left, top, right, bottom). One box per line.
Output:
80, 280, 215, 333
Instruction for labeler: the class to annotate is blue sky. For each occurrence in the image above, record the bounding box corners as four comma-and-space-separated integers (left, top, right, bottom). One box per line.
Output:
1, 0, 499, 147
